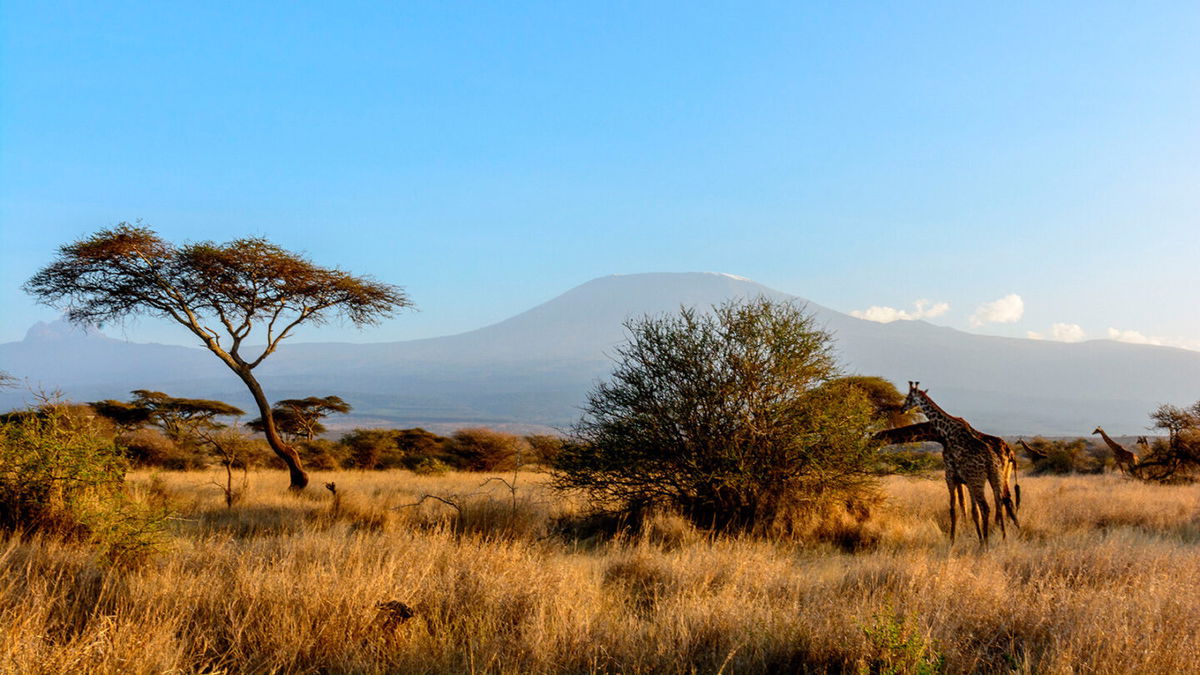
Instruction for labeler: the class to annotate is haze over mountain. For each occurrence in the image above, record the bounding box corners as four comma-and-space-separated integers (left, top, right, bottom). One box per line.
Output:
3, 272, 1196, 436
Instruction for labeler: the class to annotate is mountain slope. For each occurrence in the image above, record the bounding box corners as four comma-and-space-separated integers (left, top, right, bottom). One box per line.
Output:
2, 273, 1197, 435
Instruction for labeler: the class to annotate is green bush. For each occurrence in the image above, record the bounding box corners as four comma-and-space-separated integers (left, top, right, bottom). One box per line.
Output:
860, 607, 945, 675
0, 403, 167, 562
412, 457, 451, 476
555, 298, 883, 533
0, 404, 127, 534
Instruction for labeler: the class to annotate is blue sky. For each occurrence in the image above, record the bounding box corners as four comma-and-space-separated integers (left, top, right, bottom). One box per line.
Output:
2, 2, 1198, 348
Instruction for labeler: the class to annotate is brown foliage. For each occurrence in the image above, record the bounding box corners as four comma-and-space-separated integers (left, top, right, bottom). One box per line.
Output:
445, 428, 530, 472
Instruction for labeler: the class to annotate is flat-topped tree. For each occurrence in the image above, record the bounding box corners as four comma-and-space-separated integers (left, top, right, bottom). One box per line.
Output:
246, 395, 352, 442
25, 224, 410, 489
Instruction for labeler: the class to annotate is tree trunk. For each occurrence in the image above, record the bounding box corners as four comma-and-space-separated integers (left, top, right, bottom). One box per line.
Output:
235, 368, 309, 490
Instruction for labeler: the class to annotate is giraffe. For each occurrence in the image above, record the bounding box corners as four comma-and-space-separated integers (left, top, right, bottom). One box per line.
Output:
874, 420, 939, 446
1135, 436, 1152, 458
1017, 438, 1047, 461
901, 382, 1019, 545
1093, 426, 1139, 474
874, 419, 1022, 525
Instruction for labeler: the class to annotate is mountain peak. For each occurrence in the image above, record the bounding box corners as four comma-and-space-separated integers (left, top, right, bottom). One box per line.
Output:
24, 318, 105, 342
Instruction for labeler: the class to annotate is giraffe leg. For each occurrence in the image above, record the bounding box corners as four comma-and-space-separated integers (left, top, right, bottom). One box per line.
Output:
966, 488, 982, 542
989, 475, 1007, 540
968, 482, 990, 547
946, 477, 958, 543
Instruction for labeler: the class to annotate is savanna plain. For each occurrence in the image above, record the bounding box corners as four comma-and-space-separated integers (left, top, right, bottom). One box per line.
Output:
4, 468, 1200, 674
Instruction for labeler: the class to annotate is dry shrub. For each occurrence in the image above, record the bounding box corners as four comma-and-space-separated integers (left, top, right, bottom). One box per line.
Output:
121, 428, 205, 470
445, 428, 530, 472
638, 509, 701, 550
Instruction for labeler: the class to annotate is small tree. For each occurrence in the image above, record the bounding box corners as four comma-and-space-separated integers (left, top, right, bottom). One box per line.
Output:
131, 390, 244, 444
25, 224, 410, 489
554, 298, 882, 532
1137, 402, 1200, 480
246, 395, 351, 442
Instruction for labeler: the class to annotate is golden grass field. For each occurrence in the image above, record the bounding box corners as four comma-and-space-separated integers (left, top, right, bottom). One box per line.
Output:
3, 468, 1200, 674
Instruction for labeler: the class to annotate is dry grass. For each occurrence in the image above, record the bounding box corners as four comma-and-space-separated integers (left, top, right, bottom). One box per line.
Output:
3, 469, 1200, 673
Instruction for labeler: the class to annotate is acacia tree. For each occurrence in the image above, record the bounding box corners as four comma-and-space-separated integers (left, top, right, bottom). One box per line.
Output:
554, 298, 883, 532
246, 395, 352, 442
25, 224, 409, 489
93, 390, 245, 444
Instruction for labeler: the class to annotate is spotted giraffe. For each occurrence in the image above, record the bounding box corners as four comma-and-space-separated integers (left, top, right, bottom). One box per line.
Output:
1017, 438, 1047, 461
1093, 426, 1139, 474
902, 382, 1019, 545
877, 420, 1022, 516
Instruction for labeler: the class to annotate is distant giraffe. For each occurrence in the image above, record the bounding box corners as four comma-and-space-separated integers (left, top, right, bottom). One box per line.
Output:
1135, 436, 1152, 457
1093, 426, 1139, 474
1017, 438, 1047, 461
902, 382, 1019, 545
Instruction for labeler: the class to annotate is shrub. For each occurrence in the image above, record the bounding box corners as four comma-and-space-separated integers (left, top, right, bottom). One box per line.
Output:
1028, 437, 1102, 475
296, 438, 347, 470
412, 457, 451, 476
121, 428, 208, 469
525, 434, 566, 466
445, 428, 530, 472
394, 427, 448, 463
0, 404, 127, 534
341, 429, 403, 469
860, 607, 945, 675
0, 403, 167, 561
554, 298, 883, 533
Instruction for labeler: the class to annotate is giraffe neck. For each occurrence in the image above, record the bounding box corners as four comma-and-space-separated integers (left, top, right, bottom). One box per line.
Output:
1098, 429, 1123, 452
915, 391, 961, 435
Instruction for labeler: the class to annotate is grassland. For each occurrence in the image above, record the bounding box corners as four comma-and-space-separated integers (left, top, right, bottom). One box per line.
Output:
2, 469, 1200, 673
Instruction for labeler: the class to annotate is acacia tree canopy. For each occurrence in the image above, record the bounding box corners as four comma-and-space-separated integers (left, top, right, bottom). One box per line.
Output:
246, 395, 352, 442
25, 224, 411, 489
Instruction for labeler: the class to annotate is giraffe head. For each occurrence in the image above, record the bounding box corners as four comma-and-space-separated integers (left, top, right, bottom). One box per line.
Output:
1092, 427, 1103, 436
1136, 436, 1149, 446
902, 381, 925, 415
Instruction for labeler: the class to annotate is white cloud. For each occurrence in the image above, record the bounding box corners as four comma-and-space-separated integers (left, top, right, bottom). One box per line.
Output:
969, 294, 1024, 327
850, 299, 950, 323
1107, 328, 1161, 346
1050, 323, 1086, 342
1028, 324, 1084, 342
1106, 328, 1200, 351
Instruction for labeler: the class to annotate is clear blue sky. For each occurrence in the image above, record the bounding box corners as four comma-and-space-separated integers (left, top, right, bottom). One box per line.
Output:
2, 2, 1198, 348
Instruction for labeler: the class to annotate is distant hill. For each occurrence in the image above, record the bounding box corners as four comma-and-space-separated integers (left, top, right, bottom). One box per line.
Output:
3, 272, 1197, 435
